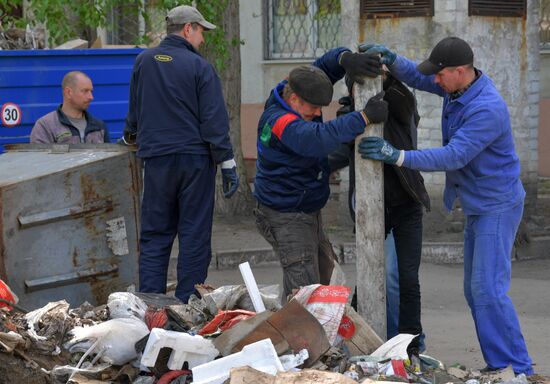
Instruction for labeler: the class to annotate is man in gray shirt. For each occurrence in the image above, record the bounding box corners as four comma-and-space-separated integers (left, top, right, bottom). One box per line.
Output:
30, 71, 109, 144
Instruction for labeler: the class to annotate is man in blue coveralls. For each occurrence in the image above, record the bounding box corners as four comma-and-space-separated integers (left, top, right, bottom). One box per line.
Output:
358, 37, 533, 375
253, 47, 388, 301
123, 5, 239, 303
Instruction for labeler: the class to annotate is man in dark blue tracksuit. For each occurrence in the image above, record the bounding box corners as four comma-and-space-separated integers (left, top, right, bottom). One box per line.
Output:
359, 37, 533, 374
254, 48, 388, 299
123, 5, 239, 303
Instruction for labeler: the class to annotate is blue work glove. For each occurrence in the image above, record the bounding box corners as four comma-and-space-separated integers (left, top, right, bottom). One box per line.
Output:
358, 137, 401, 165
221, 162, 239, 198
358, 43, 397, 66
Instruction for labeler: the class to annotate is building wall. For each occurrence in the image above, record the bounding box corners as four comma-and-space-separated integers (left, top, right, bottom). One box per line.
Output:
540, 51, 550, 177
239, 0, 346, 179
239, 1, 542, 219
341, 0, 540, 218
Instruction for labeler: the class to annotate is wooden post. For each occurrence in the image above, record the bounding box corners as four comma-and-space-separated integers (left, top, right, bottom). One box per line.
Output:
354, 76, 386, 339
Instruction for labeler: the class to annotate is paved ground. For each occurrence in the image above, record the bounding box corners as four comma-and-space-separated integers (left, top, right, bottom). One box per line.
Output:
204, 257, 550, 376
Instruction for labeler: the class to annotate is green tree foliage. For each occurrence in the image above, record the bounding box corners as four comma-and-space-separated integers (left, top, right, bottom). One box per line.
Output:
0, 0, 236, 70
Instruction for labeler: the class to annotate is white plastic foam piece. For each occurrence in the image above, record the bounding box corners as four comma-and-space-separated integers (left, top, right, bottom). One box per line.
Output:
191, 338, 284, 384
238, 261, 266, 313
141, 328, 219, 370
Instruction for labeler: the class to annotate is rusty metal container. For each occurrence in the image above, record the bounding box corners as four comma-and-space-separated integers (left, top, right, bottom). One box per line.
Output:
0, 144, 141, 309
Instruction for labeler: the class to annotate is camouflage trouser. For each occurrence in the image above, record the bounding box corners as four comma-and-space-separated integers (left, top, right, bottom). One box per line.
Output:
253, 203, 338, 300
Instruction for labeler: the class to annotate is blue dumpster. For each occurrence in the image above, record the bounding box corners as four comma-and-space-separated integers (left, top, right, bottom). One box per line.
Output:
0, 49, 142, 152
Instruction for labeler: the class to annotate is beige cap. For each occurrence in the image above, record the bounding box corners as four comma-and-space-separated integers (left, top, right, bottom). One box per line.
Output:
166, 5, 216, 30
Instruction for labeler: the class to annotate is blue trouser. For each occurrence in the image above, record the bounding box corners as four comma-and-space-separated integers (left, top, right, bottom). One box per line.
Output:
463, 203, 533, 375
139, 153, 216, 303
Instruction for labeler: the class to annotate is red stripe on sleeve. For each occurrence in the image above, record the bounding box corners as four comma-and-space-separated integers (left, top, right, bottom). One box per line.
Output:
272, 113, 298, 139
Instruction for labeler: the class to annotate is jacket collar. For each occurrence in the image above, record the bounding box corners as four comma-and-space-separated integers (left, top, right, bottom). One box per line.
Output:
161, 34, 200, 55
273, 80, 302, 117
56, 104, 100, 133
449, 69, 487, 105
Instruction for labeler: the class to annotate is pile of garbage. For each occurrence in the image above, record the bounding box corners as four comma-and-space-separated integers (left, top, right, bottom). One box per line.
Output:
0, 268, 545, 384
0, 24, 47, 49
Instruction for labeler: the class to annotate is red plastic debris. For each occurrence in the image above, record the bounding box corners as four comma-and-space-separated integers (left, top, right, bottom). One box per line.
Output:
157, 369, 191, 384
0, 279, 18, 310
198, 309, 255, 336
390, 359, 408, 379
144, 308, 168, 330
337, 314, 355, 339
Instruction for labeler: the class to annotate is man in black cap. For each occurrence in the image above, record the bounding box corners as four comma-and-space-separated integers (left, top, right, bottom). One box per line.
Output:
123, 5, 239, 304
254, 48, 388, 300
357, 37, 533, 374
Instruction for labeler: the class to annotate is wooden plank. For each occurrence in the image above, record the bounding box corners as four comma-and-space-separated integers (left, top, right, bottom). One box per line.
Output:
354, 75, 386, 339
343, 304, 384, 355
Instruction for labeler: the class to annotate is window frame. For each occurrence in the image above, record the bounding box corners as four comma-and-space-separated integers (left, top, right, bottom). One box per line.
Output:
264, 0, 341, 60
468, 0, 526, 18
360, 0, 434, 19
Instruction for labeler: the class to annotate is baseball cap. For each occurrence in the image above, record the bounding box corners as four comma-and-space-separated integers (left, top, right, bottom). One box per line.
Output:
288, 65, 333, 107
417, 37, 474, 75
166, 5, 216, 30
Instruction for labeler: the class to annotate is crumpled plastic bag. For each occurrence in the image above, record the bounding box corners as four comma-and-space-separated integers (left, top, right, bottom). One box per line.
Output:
292, 285, 351, 346
107, 292, 148, 321
202, 285, 280, 312
50, 362, 112, 384
0, 331, 26, 352
65, 317, 149, 366
370, 333, 418, 360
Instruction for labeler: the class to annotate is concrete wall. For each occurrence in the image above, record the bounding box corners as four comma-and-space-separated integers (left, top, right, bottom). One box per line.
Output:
540, 52, 550, 177
340, 0, 541, 218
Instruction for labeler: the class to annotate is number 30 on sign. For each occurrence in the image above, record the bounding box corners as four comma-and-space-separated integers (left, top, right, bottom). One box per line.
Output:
1, 102, 22, 127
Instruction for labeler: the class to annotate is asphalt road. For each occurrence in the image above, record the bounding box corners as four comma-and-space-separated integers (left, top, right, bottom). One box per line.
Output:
204, 257, 550, 376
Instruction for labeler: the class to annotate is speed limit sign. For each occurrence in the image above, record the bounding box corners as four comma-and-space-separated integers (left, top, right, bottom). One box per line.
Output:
1, 102, 22, 127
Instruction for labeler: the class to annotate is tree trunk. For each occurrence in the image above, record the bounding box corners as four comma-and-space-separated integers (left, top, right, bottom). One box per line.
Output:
202, 0, 254, 216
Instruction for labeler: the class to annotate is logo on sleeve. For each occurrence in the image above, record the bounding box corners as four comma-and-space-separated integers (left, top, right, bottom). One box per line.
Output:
260, 123, 272, 147
154, 55, 173, 62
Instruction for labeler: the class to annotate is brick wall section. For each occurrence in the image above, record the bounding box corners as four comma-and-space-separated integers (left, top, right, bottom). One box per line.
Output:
340, 0, 540, 219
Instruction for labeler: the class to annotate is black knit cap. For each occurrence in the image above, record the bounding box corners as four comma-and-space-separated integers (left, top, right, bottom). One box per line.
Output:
417, 37, 474, 75
288, 65, 333, 106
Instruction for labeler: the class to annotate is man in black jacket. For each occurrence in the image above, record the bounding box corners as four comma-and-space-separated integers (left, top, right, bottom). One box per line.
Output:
329, 73, 430, 356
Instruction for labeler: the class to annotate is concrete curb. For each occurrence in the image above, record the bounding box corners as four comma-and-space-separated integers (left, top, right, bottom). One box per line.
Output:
212, 235, 550, 270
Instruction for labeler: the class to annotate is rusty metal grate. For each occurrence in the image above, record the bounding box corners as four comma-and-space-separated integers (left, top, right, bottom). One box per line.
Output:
265, 0, 341, 60
468, 0, 526, 17
360, 0, 434, 19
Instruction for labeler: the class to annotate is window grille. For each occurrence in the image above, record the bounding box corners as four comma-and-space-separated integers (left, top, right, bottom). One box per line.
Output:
468, 0, 526, 17
360, 0, 434, 19
265, 0, 341, 60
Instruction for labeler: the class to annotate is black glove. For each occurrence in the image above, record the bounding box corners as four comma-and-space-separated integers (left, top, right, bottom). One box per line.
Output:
339, 51, 383, 85
221, 166, 239, 198
362, 91, 388, 124
336, 96, 354, 117
117, 131, 137, 146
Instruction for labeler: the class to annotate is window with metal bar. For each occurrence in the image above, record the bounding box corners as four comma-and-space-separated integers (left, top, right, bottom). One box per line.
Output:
542, 0, 550, 49
265, 0, 341, 60
360, 0, 434, 19
468, 0, 526, 17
